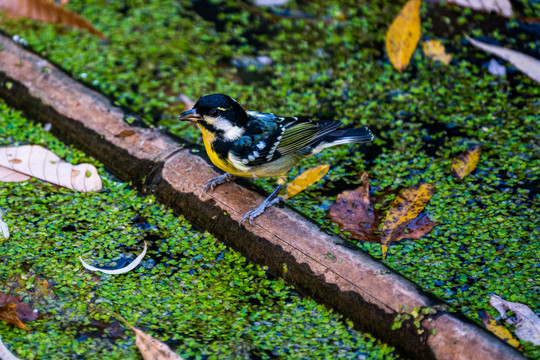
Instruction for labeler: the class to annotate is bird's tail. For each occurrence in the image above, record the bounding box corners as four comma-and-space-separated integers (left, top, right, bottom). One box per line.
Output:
310, 127, 373, 154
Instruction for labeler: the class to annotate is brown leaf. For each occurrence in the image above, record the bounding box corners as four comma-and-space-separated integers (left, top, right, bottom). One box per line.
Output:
0, 0, 105, 38
328, 172, 380, 243
284, 164, 329, 199
329, 173, 438, 249
0, 293, 38, 330
468, 37, 540, 84
385, 0, 421, 71
438, 0, 513, 18
100, 309, 183, 360
381, 182, 436, 258
451, 144, 483, 180
0, 145, 102, 192
489, 295, 540, 346
479, 310, 521, 348
422, 39, 452, 65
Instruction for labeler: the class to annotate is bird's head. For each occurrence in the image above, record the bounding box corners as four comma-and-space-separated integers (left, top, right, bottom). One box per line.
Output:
178, 94, 248, 141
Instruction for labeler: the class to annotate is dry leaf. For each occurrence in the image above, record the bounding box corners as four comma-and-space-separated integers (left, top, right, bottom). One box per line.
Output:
468, 37, 540, 84
329, 173, 438, 249
284, 164, 329, 199
254, 0, 290, 6
451, 144, 483, 180
380, 182, 436, 259
0, 209, 9, 240
100, 309, 183, 360
490, 294, 540, 345
79, 242, 148, 275
0, 145, 102, 192
0, 293, 38, 331
386, 0, 422, 71
0, 0, 105, 38
0, 337, 20, 360
423, 39, 452, 65
439, 0, 513, 18
0, 166, 31, 182
328, 172, 380, 243
479, 310, 521, 348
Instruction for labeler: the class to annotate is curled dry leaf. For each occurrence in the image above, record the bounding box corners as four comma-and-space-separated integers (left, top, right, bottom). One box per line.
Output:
381, 182, 436, 259
328, 173, 438, 251
438, 0, 513, 18
0, 145, 102, 192
451, 144, 483, 180
100, 309, 183, 360
479, 310, 521, 348
0, 293, 38, 331
0, 209, 9, 240
0, 166, 31, 182
385, 0, 421, 72
423, 39, 452, 65
490, 294, 540, 346
79, 241, 147, 275
284, 164, 329, 199
468, 37, 540, 84
0, 337, 20, 360
0, 0, 105, 38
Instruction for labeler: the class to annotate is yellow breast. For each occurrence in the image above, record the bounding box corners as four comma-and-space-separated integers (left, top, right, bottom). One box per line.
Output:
199, 124, 253, 177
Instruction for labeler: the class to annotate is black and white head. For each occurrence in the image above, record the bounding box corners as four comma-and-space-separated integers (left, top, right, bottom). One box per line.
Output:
178, 94, 248, 141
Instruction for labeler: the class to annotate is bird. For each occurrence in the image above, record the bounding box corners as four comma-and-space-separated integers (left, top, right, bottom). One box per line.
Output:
178, 94, 373, 225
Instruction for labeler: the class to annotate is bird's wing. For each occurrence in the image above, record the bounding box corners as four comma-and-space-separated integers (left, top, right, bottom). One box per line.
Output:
230, 113, 342, 167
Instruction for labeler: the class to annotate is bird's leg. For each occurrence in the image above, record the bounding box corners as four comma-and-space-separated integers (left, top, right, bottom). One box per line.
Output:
202, 173, 237, 194
240, 184, 286, 225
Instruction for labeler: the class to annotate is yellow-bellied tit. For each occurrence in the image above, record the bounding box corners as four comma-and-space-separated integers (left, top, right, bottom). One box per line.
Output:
178, 94, 373, 224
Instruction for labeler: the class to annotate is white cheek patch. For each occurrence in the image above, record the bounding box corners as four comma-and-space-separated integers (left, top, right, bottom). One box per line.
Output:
204, 115, 244, 141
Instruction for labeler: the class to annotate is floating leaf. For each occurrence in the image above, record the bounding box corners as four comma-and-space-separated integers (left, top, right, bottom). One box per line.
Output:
381, 182, 436, 259
0, 145, 102, 192
0, 293, 38, 331
451, 144, 483, 180
284, 164, 329, 199
329, 173, 438, 250
439, 0, 513, 18
468, 37, 540, 84
0, 0, 105, 38
0, 337, 20, 360
0, 166, 31, 182
328, 172, 379, 243
385, 0, 421, 71
489, 295, 540, 346
100, 309, 183, 360
422, 39, 452, 65
79, 242, 147, 275
0, 209, 8, 240
479, 310, 521, 348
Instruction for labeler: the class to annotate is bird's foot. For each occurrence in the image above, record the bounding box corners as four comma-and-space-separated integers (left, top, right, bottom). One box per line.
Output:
240, 188, 286, 225
201, 173, 237, 195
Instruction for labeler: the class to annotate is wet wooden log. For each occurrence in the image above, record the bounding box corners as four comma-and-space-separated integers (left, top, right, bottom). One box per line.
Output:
0, 34, 525, 360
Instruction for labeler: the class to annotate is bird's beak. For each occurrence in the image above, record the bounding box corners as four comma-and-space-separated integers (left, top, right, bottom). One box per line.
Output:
178, 109, 202, 122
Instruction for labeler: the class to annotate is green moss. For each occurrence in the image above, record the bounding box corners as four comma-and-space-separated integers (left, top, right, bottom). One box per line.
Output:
0, 103, 398, 358
0, 0, 539, 356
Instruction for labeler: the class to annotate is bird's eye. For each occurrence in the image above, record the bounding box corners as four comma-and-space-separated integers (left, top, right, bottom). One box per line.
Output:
209, 109, 219, 117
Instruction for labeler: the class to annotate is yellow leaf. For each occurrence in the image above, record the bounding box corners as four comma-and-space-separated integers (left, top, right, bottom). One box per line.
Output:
480, 310, 521, 348
284, 164, 329, 199
423, 40, 452, 65
385, 0, 422, 72
100, 309, 183, 360
0, 0, 105, 38
451, 144, 483, 180
380, 182, 435, 259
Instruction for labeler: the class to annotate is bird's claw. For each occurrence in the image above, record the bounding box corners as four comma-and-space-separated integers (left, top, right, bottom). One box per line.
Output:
201, 174, 236, 195
240, 196, 285, 225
